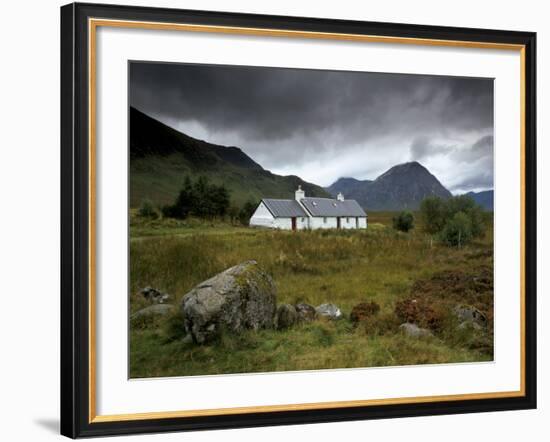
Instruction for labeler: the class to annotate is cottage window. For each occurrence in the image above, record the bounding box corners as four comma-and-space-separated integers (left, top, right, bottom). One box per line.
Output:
323, 217, 327, 223
301, 217, 305, 222
346, 217, 349, 223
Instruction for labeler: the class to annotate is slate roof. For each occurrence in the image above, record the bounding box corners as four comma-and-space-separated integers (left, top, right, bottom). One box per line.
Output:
262, 199, 308, 217
262, 197, 366, 218
300, 198, 367, 217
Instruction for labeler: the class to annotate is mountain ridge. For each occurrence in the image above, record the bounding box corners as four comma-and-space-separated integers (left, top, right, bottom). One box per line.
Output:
130, 108, 489, 212
130, 107, 331, 207
327, 161, 452, 211
464, 190, 494, 211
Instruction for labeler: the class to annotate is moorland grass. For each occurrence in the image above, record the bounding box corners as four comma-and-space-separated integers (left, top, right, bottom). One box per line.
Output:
129, 212, 493, 378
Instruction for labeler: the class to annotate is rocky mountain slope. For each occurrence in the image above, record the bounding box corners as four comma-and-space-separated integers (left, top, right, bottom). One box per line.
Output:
327, 162, 452, 211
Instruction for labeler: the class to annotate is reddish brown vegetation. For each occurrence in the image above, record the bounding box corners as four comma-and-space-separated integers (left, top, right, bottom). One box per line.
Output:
394, 298, 445, 330
350, 301, 381, 323
395, 267, 494, 332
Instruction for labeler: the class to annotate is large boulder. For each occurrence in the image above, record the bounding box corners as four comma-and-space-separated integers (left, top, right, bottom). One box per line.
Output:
316, 303, 343, 320
295, 303, 317, 322
275, 304, 298, 330
181, 261, 277, 344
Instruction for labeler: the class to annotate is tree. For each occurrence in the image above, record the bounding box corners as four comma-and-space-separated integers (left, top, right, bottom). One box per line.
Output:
446, 195, 485, 240
419, 194, 486, 247
162, 176, 232, 220
209, 184, 230, 217
227, 205, 241, 224
466, 204, 486, 238
171, 176, 194, 219
446, 195, 476, 217
440, 211, 472, 247
239, 200, 258, 225
419, 196, 448, 235
191, 176, 211, 217
392, 211, 414, 232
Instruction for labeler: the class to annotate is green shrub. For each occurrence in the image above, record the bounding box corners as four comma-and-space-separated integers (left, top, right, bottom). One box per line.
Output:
392, 211, 414, 232
467, 205, 486, 238
440, 211, 473, 247
161, 204, 179, 219
138, 199, 158, 219
360, 311, 401, 336
420, 195, 486, 246
239, 200, 259, 225
420, 196, 448, 234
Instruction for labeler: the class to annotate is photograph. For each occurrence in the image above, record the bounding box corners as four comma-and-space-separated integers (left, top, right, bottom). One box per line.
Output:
55, 1, 538, 437
128, 61, 495, 379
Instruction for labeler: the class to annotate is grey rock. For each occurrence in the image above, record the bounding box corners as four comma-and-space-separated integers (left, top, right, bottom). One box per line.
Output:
295, 303, 317, 322
130, 304, 173, 324
275, 304, 298, 330
399, 322, 433, 338
139, 287, 171, 304
181, 261, 277, 344
453, 305, 487, 328
315, 303, 343, 320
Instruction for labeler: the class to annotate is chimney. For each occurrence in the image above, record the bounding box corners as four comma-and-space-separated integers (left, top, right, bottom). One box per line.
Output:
337, 192, 344, 202
295, 185, 305, 201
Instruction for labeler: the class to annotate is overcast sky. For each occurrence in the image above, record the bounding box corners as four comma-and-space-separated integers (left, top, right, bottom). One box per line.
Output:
130, 62, 494, 194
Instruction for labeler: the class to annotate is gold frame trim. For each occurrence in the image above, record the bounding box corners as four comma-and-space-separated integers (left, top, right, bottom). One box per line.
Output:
88, 18, 527, 424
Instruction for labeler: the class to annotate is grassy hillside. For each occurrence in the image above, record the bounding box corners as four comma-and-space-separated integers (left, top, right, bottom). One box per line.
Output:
130, 107, 330, 208
129, 213, 493, 378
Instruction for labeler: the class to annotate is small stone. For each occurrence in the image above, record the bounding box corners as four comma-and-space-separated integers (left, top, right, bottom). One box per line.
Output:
453, 305, 487, 328
275, 304, 298, 330
315, 303, 342, 320
139, 287, 171, 304
399, 322, 432, 338
295, 303, 317, 322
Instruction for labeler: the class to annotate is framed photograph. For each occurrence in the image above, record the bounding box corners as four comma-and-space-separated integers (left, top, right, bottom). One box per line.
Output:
60, 2, 537, 438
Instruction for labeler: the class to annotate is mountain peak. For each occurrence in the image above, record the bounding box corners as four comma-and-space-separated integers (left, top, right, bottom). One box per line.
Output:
377, 161, 429, 179
333, 177, 360, 184
327, 161, 451, 211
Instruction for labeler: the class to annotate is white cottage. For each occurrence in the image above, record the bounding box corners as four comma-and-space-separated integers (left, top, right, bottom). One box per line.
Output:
249, 186, 367, 230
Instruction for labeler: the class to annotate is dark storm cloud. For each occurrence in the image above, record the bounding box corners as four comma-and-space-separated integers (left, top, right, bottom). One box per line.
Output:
130, 62, 494, 191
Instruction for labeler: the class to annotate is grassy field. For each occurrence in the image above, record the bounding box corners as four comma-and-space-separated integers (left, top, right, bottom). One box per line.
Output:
129, 212, 493, 378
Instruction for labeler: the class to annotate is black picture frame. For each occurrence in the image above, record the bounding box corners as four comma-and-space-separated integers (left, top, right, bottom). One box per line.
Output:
61, 2, 537, 438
